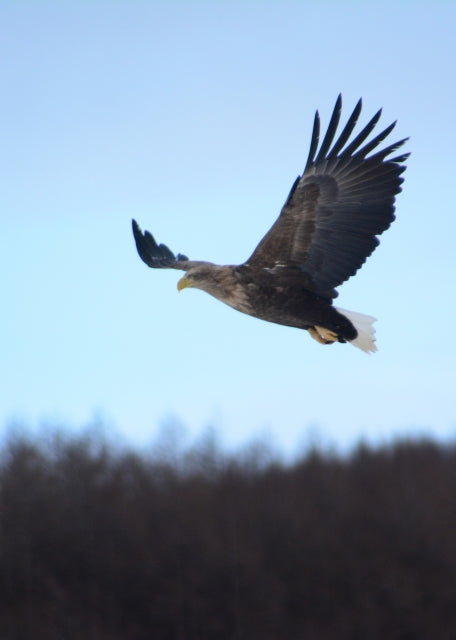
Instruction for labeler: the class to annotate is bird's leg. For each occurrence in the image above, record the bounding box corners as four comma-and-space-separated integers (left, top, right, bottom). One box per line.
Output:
308, 326, 338, 345
308, 327, 329, 344
315, 326, 338, 342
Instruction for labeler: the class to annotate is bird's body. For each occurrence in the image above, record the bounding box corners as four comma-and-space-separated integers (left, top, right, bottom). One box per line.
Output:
179, 263, 357, 340
132, 95, 408, 353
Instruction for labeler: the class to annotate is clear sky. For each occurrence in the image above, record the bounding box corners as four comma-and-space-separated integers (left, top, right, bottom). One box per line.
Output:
1, 1, 455, 456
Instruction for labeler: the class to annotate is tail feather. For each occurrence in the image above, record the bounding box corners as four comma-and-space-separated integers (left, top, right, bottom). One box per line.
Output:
336, 307, 378, 354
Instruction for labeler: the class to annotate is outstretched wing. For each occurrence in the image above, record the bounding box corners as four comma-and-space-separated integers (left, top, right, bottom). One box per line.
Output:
246, 95, 409, 294
132, 219, 196, 270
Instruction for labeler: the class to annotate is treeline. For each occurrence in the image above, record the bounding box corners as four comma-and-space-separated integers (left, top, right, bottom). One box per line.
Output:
1, 428, 456, 639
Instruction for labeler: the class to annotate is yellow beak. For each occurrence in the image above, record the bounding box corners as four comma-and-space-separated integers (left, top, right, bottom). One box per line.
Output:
177, 275, 191, 292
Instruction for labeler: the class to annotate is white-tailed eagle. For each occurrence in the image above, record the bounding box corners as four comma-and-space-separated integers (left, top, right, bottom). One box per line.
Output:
132, 95, 408, 353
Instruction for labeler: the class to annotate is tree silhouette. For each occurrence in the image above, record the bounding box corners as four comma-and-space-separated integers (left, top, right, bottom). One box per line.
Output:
0, 427, 455, 639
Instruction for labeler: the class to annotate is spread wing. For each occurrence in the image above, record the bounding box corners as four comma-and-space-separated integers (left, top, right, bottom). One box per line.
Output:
246, 95, 409, 295
132, 219, 202, 271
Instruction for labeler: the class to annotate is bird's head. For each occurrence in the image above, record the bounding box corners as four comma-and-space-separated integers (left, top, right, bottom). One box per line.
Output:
177, 264, 235, 302
178, 263, 220, 291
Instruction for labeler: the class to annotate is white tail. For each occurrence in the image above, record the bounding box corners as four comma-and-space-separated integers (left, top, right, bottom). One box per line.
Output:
336, 307, 378, 354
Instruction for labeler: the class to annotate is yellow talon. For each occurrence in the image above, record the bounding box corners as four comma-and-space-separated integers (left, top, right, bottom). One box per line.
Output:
308, 326, 338, 345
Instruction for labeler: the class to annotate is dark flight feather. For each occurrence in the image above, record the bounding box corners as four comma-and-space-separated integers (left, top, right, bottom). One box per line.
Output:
315, 94, 342, 163
132, 220, 189, 269
328, 98, 362, 158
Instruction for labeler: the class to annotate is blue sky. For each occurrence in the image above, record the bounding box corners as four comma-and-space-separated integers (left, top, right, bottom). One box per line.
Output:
1, 1, 455, 456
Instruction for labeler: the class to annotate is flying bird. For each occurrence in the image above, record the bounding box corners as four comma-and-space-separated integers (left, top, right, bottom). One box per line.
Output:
132, 95, 408, 353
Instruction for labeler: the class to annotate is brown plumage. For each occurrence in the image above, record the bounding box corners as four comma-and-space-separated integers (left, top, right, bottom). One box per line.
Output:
132, 95, 409, 353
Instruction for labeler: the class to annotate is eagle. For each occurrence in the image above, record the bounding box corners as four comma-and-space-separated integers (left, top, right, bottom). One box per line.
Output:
132, 95, 408, 353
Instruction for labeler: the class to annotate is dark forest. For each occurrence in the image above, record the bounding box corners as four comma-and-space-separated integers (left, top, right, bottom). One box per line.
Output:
1, 426, 456, 639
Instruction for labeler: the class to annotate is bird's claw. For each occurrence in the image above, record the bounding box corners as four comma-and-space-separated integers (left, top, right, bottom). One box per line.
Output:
308, 326, 338, 345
